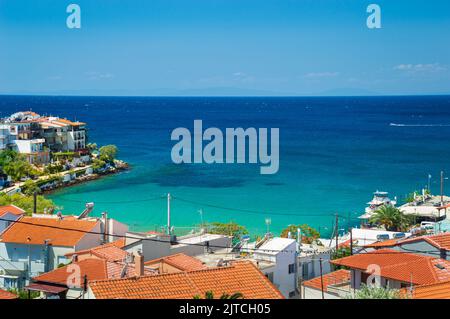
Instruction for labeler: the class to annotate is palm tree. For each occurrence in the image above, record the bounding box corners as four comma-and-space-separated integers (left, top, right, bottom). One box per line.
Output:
193, 291, 244, 299
369, 205, 412, 231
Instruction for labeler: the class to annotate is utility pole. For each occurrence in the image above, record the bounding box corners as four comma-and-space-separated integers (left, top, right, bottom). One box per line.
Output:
319, 258, 324, 299
167, 193, 171, 235
349, 227, 353, 255
441, 171, 445, 206
335, 213, 339, 253
33, 191, 37, 215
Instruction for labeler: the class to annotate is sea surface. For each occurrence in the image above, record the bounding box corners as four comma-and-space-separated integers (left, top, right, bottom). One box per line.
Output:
1, 95, 450, 237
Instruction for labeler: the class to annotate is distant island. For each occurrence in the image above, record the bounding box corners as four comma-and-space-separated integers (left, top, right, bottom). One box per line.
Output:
0, 111, 128, 214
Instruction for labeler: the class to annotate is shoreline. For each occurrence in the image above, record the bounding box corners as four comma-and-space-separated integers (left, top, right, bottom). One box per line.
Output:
41, 162, 130, 196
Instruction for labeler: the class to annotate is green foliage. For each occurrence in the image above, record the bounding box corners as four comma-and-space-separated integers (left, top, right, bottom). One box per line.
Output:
21, 180, 41, 196
92, 158, 106, 171
348, 284, 403, 299
405, 189, 431, 203
43, 163, 65, 174
369, 205, 413, 231
0, 193, 56, 215
52, 152, 76, 161
8, 288, 40, 299
194, 291, 244, 299
207, 221, 249, 241
99, 145, 118, 162
280, 224, 320, 244
87, 143, 98, 151
0, 150, 33, 182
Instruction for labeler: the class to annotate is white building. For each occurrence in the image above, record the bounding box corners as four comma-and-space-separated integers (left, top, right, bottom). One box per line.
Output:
0, 214, 128, 289
253, 237, 298, 298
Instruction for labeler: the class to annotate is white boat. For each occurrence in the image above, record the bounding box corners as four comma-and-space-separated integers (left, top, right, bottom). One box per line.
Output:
359, 190, 397, 220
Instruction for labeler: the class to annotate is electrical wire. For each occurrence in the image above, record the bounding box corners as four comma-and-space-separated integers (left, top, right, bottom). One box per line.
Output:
0, 216, 447, 256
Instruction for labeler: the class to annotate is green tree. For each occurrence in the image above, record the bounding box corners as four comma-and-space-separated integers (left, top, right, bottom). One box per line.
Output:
369, 205, 413, 231
194, 291, 243, 299
207, 222, 249, 242
348, 285, 403, 299
21, 180, 41, 196
99, 145, 118, 162
280, 224, 320, 244
0, 193, 56, 215
3, 159, 32, 182
92, 158, 106, 171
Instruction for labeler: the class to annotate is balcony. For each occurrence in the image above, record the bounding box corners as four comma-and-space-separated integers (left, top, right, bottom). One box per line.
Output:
0, 259, 26, 271
0, 259, 46, 273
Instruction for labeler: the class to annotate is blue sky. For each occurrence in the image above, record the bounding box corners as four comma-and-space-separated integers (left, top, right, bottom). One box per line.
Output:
0, 0, 449, 96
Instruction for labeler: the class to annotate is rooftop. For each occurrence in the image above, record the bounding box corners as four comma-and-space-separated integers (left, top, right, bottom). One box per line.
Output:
66, 239, 129, 262
89, 261, 284, 299
0, 205, 25, 218
0, 289, 18, 299
0, 216, 99, 247
145, 253, 207, 272
303, 269, 351, 292
366, 232, 450, 251
331, 249, 450, 285
255, 237, 296, 255
32, 258, 155, 288
409, 280, 450, 299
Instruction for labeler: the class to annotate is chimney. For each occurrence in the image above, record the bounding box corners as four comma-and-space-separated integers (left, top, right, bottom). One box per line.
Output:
101, 212, 108, 244
134, 251, 144, 277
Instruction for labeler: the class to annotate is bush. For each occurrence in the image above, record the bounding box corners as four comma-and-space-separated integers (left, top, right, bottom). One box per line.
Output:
99, 145, 118, 162
0, 193, 56, 215
348, 284, 403, 299
21, 180, 41, 196
280, 224, 320, 244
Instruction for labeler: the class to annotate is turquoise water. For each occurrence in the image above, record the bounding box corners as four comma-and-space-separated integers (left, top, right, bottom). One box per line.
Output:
2, 95, 450, 237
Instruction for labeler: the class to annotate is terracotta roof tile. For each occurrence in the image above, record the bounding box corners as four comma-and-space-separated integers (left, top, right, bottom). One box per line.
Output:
33, 258, 155, 288
66, 241, 129, 262
0, 289, 18, 299
331, 249, 450, 285
0, 216, 99, 247
89, 261, 284, 299
0, 205, 25, 218
303, 270, 351, 292
409, 280, 450, 299
145, 253, 207, 272
367, 233, 450, 251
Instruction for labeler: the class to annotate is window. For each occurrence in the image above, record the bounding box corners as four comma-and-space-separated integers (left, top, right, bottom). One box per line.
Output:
288, 263, 295, 274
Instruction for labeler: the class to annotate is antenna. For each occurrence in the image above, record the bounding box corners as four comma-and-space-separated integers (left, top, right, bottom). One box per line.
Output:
167, 193, 171, 235
265, 217, 271, 235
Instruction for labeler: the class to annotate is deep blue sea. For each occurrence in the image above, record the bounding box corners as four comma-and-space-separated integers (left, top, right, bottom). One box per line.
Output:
1, 95, 450, 237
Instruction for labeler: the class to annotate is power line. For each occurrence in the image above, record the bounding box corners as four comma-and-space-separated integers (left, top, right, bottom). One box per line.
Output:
173, 195, 357, 219
52, 195, 166, 204
0, 216, 447, 256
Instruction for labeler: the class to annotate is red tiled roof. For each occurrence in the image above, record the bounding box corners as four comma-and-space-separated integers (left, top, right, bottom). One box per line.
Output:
365, 239, 400, 248
0, 289, 18, 299
0, 205, 25, 218
331, 249, 450, 285
303, 270, 351, 292
367, 233, 450, 251
0, 216, 99, 247
66, 240, 129, 262
145, 253, 207, 272
409, 280, 450, 299
89, 261, 284, 299
33, 258, 155, 288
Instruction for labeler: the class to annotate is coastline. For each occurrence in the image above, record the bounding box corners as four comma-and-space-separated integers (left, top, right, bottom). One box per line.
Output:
41, 161, 130, 195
